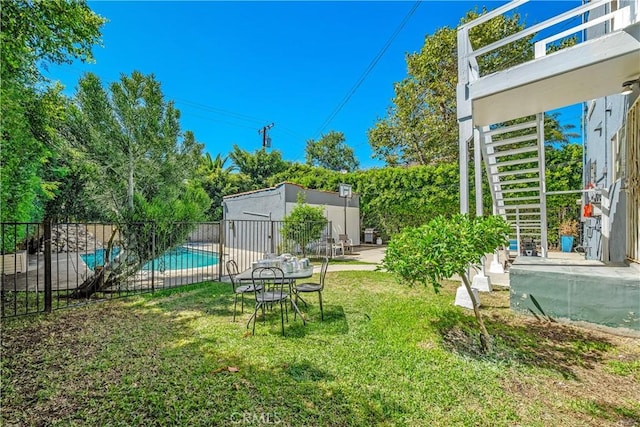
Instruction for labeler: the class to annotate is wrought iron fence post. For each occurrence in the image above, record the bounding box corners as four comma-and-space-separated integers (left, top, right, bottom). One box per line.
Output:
270, 219, 275, 254
151, 222, 156, 292
218, 221, 224, 282
44, 218, 52, 313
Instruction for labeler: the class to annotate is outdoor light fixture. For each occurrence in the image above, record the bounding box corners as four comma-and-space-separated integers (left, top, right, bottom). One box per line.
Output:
621, 79, 639, 95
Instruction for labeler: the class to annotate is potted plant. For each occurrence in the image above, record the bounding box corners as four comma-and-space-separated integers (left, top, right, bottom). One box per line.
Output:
558, 218, 578, 253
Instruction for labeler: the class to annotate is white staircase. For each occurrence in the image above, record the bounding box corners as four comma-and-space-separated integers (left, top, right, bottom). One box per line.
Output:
479, 114, 547, 257
457, 0, 638, 260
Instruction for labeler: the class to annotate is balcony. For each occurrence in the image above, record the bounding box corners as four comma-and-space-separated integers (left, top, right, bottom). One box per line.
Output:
457, 0, 640, 126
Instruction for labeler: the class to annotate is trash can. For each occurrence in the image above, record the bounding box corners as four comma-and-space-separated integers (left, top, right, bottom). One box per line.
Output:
521, 238, 537, 256
364, 228, 375, 244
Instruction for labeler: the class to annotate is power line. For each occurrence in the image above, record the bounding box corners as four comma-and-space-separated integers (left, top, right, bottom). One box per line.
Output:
183, 112, 258, 131
173, 98, 266, 125
313, 0, 421, 138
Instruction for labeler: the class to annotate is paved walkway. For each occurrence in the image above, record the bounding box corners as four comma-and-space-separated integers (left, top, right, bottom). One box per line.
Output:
320, 245, 386, 272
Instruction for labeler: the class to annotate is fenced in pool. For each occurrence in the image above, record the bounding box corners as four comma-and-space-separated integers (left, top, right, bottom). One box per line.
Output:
1, 221, 222, 318
81, 247, 219, 271
1, 219, 331, 318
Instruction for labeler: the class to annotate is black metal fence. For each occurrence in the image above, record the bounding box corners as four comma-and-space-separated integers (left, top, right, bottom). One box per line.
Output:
220, 219, 333, 273
1, 219, 332, 318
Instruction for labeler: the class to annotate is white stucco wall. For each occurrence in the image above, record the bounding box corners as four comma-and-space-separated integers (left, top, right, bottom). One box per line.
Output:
222, 183, 362, 252
287, 203, 361, 246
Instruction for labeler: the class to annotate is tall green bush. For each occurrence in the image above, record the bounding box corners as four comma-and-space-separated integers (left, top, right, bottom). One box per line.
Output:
0, 0, 104, 227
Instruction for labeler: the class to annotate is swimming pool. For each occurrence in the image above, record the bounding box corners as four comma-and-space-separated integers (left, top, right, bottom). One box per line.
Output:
81, 247, 219, 271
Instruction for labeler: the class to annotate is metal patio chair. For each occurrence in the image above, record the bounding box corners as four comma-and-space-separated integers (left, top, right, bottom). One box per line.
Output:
226, 259, 261, 321
294, 256, 329, 321
248, 266, 290, 336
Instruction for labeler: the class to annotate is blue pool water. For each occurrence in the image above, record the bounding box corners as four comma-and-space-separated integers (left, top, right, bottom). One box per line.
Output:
81, 247, 218, 271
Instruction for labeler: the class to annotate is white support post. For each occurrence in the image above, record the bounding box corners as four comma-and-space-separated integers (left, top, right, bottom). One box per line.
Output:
474, 127, 484, 217
470, 128, 492, 291
537, 113, 548, 258
472, 256, 493, 292
457, 24, 472, 216
459, 120, 471, 214
489, 203, 509, 274
454, 285, 480, 309
516, 207, 521, 255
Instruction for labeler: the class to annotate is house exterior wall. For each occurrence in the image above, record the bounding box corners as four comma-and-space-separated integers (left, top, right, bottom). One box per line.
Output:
582, 2, 639, 262
223, 185, 287, 221
582, 94, 629, 262
221, 186, 285, 255
284, 184, 360, 208
282, 184, 361, 245
222, 183, 361, 251
320, 204, 361, 244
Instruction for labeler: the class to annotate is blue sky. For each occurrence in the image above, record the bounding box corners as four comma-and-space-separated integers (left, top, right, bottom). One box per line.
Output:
45, 0, 582, 169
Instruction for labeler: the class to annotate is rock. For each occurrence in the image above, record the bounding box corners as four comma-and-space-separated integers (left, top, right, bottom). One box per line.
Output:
40, 225, 103, 253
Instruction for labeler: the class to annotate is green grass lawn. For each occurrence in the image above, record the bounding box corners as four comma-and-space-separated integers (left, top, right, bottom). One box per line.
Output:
2, 271, 639, 426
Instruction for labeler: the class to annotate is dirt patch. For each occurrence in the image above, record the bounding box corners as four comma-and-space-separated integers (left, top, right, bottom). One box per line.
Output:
435, 287, 640, 426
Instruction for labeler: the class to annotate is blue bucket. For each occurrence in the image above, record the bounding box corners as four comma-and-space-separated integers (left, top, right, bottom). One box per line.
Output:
560, 235, 574, 253
509, 239, 518, 251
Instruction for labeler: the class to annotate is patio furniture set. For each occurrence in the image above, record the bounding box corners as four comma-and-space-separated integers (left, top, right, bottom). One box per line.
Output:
226, 255, 329, 336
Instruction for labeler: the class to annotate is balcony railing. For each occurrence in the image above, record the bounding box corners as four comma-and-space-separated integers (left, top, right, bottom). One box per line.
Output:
458, 0, 637, 86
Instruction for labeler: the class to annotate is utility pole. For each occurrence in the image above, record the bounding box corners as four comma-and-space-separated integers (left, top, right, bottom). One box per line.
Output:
258, 123, 274, 149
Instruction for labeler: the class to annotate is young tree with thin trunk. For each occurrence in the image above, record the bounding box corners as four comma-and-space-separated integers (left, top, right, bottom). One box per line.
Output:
381, 214, 511, 352
281, 194, 327, 257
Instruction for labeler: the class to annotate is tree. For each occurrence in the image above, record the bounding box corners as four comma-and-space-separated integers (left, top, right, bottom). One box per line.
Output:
67, 71, 210, 295
0, 0, 105, 227
381, 214, 511, 352
229, 145, 289, 191
197, 153, 242, 220
269, 163, 343, 191
43, 114, 105, 222
367, 9, 573, 166
545, 143, 583, 245
305, 131, 359, 171
353, 164, 460, 239
273, 163, 460, 240
0, 0, 105, 84
281, 194, 327, 257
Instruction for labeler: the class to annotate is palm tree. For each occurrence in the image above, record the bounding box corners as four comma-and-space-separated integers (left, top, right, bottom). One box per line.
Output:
198, 153, 238, 220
